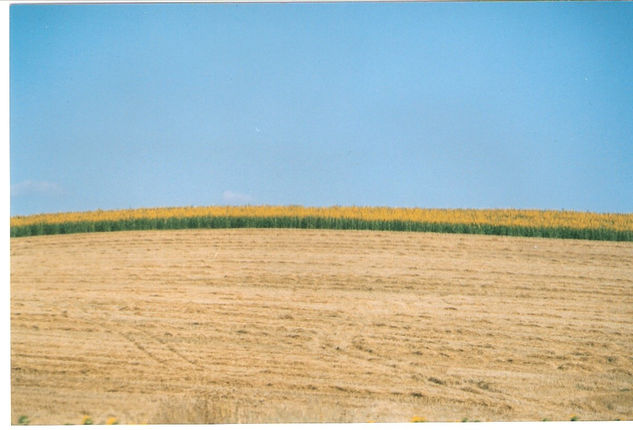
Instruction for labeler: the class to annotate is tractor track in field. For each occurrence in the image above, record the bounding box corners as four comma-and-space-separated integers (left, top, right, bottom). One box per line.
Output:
10, 228, 633, 424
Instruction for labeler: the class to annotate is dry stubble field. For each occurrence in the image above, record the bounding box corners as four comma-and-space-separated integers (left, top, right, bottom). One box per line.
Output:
10, 229, 633, 424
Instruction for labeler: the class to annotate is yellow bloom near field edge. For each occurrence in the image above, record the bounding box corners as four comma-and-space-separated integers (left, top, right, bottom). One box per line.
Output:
10, 205, 633, 232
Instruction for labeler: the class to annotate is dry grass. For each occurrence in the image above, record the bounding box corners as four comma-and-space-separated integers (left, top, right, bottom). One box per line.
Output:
10, 229, 633, 424
151, 395, 240, 424
150, 394, 360, 424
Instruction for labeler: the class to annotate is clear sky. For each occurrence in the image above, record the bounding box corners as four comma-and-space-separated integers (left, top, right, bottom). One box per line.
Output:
9, 2, 633, 216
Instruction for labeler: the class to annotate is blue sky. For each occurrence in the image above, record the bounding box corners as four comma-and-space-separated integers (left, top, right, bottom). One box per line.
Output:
9, 2, 633, 216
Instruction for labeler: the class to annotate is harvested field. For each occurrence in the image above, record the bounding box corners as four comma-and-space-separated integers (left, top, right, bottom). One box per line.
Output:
10, 229, 633, 424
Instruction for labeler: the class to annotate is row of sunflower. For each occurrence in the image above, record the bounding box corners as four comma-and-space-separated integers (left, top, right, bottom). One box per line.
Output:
10, 205, 633, 241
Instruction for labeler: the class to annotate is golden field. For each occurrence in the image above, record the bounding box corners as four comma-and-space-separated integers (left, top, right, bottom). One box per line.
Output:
10, 228, 633, 424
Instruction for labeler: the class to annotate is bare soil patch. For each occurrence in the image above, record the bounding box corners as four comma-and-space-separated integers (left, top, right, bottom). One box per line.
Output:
10, 229, 633, 423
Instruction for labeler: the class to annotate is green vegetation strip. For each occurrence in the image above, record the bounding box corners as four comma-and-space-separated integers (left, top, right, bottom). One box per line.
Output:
9, 216, 633, 241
